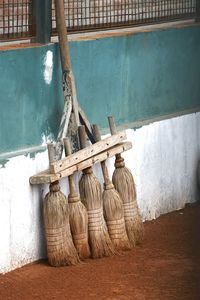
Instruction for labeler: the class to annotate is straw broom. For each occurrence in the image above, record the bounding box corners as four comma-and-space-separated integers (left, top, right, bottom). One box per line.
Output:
78, 125, 115, 258
63, 138, 90, 260
108, 116, 144, 245
92, 125, 131, 251
43, 143, 80, 266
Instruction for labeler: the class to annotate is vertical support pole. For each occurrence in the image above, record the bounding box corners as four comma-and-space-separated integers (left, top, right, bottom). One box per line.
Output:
196, 0, 200, 22
31, 0, 52, 43
29, 0, 35, 38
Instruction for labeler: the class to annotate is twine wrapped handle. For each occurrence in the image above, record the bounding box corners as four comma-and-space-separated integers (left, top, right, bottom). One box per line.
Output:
50, 181, 60, 192
115, 155, 125, 168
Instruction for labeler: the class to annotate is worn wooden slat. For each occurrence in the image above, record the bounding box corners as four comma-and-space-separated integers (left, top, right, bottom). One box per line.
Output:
30, 141, 132, 185
78, 141, 132, 170
50, 131, 127, 174
30, 171, 61, 185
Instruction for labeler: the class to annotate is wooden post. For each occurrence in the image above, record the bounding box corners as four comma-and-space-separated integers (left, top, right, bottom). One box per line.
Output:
196, 0, 200, 22
31, 0, 52, 43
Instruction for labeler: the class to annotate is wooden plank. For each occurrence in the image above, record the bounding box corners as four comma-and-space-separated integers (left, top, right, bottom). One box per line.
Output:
30, 141, 132, 185
77, 141, 132, 170
50, 131, 127, 174
30, 171, 61, 185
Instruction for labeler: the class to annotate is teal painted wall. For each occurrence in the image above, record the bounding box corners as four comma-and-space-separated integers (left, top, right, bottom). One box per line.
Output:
0, 25, 200, 154
0, 44, 63, 153
71, 26, 200, 127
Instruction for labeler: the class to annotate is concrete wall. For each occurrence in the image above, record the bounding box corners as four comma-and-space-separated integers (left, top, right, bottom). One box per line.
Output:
0, 24, 200, 273
0, 24, 200, 155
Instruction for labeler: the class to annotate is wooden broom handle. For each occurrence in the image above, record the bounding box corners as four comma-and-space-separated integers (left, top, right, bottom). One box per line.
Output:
108, 116, 117, 135
63, 138, 77, 196
54, 0, 71, 72
108, 116, 122, 160
78, 125, 93, 174
55, 0, 80, 147
78, 125, 87, 149
92, 124, 101, 142
63, 137, 72, 156
47, 143, 56, 166
92, 124, 111, 186
47, 143, 60, 190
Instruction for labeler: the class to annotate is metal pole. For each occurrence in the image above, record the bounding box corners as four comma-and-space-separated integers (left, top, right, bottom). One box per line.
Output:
32, 0, 52, 43
196, 0, 200, 22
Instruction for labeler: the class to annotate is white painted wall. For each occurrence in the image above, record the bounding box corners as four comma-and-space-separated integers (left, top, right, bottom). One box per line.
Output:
0, 112, 199, 274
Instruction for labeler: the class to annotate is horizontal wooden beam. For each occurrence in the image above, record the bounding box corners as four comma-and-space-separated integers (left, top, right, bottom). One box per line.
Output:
49, 131, 126, 174
30, 141, 132, 185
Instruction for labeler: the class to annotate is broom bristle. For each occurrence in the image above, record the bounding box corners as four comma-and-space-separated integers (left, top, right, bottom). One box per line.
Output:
43, 182, 80, 266
79, 168, 115, 258
68, 195, 91, 259
103, 183, 131, 251
112, 163, 144, 245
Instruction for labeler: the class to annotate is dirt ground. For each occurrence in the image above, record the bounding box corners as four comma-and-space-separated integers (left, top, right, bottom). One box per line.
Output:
0, 204, 199, 300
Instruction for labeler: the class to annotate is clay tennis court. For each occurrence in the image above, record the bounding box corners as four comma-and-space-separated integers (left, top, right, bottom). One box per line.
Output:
0, 204, 199, 300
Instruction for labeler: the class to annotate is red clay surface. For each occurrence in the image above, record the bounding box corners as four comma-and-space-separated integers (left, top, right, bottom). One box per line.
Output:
0, 204, 199, 300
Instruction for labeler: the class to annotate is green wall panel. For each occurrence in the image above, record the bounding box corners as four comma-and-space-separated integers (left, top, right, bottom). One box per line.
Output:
71, 26, 200, 127
0, 25, 200, 154
0, 45, 63, 153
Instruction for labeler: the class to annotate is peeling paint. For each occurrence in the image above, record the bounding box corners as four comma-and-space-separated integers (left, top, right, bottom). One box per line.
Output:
41, 133, 54, 146
43, 50, 53, 85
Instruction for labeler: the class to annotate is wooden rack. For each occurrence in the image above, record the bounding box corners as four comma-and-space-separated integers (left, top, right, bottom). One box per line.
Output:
30, 131, 132, 185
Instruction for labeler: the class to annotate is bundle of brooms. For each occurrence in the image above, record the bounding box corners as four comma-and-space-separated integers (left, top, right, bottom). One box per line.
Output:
42, 122, 144, 266
38, 0, 144, 267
